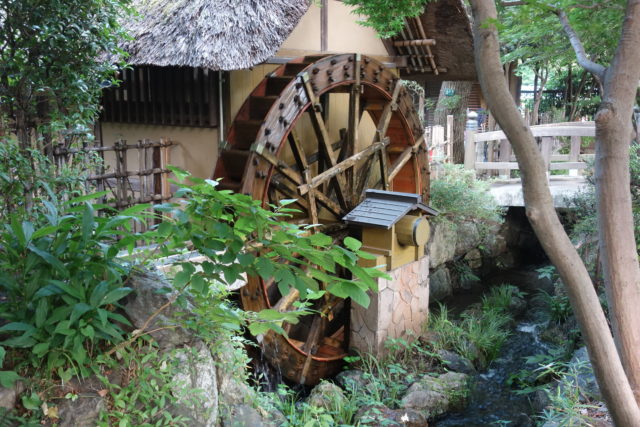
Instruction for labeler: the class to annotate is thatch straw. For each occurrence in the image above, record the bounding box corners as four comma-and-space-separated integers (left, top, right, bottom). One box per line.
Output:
121, 0, 310, 70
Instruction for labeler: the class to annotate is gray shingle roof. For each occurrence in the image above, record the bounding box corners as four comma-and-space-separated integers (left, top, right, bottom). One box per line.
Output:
342, 190, 438, 229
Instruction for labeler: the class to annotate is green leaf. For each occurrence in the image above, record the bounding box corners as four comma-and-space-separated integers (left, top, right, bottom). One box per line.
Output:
32, 342, 50, 357
70, 303, 93, 325
1, 335, 37, 348
66, 191, 109, 205
21, 392, 42, 410
167, 166, 190, 182
81, 202, 95, 246
101, 287, 132, 305
31, 224, 59, 240
0, 346, 5, 368
309, 233, 332, 246
0, 371, 21, 388
343, 236, 362, 251
191, 275, 207, 294
80, 325, 95, 340
35, 299, 49, 328
328, 282, 370, 308
0, 322, 36, 333
27, 246, 67, 276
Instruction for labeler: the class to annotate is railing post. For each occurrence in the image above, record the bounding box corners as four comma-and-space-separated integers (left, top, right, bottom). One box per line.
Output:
540, 136, 553, 179
464, 110, 478, 170
446, 114, 454, 162
569, 135, 581, 176
498, 139, 511, 179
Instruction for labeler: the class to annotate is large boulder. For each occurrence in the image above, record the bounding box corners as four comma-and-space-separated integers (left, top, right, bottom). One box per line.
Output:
429, 266, 453, 301
124, 269, 194, 349
335, 369, 368, 390
171, 341, 218, 426
400, 372, 469, 417
455, 222, 481, 256
0, 382, 24, 411
306, 381, 348, 410
427, 221, 457, 268
564, 347, 602, 402
436, 350, 476, 375
56, 394, 106, 427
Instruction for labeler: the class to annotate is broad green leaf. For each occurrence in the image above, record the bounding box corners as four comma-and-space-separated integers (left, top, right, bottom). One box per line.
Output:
35, 299, 48, 328
32, 342, 50, 357
27, 246, 67, 276
0, 322, 36, 333
101, 287, 132, 305
70, 303, 93, 325
0, 346, 5, 368
0, 371, 21, 388
66, 191, 109, 205
343, 236, 362, 251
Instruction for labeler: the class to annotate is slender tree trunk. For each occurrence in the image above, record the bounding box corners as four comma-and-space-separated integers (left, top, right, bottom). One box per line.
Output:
532, 67, 548, 125
469, 1, 640, 424
594, 0, 640, 402
434, 81, 473, 164
569, 70, 589, 121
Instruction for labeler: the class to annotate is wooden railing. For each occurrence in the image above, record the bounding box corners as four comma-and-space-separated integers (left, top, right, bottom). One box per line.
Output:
464, 122, 595, 178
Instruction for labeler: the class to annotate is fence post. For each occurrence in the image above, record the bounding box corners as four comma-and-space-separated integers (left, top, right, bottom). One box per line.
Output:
569, 135, 581, 176
498, 139, 511, 179
464, 130, 476, 170
464, 111, 478, 170
540, 136, 553, 179
446, 114, 454, 162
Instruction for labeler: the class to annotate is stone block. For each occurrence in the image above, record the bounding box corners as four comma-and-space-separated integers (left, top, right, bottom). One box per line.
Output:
350, 256, 430, 357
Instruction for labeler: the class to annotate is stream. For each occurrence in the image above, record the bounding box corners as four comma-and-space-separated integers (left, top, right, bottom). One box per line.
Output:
433, 270, 554, 427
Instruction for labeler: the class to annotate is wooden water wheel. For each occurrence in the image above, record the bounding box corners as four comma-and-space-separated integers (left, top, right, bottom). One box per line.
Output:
213, 54, 429, 385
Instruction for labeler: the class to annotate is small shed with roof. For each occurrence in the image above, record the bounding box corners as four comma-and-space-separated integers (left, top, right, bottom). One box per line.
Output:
344, 189, 438, 270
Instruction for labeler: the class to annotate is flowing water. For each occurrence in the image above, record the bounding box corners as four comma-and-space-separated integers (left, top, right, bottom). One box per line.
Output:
433, 306, 552, 426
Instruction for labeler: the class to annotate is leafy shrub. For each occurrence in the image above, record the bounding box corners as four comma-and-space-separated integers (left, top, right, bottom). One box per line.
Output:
0, 192, 148, 382
0, 137, 98, 221
429, 164, 504, 223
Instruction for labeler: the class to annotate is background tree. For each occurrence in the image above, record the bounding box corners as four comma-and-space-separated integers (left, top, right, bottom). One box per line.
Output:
0, 0, 131, 154
470, 0, 640, 423
433, 81, 473, 164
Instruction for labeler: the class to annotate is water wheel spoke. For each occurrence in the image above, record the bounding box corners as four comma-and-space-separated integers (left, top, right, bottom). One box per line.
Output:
388, 135, 425, 182
299, 314, 327, 384
301, 78, 349, 211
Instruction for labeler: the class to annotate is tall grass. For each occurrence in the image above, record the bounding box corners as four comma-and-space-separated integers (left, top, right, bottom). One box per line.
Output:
429, 284, 520, 368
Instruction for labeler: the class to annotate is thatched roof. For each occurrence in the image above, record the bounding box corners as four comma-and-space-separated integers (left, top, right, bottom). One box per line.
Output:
391, 0, 476, 81
121, 0, 310, 70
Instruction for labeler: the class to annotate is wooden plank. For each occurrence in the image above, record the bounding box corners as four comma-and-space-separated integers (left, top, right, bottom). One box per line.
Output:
474, 125, 595, 142
393, 39, 436, 47
474, 162, 520, 170
499, 138, 511, 177
463, 130, 476, 169
540, 136, 553, 170
298, 139, 387, 196
549, 162, 588, 170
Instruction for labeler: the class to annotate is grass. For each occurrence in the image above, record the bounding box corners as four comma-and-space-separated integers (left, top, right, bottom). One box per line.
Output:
429, 284, 522, 368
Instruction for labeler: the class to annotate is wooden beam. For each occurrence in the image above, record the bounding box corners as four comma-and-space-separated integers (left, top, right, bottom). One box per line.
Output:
387, 135, 425, 182
298, 139, 388, 196
393, 39, 436, 47
300, 73, 349, 210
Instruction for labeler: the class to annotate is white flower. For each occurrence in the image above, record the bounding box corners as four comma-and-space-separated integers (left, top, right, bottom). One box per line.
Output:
400, 413, 409, 423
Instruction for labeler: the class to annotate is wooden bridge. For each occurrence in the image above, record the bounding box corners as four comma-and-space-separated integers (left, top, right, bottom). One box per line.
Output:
463, 122, 595, 207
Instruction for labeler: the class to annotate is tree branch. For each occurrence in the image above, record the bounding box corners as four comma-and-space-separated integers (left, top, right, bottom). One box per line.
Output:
556, 9, 606, 80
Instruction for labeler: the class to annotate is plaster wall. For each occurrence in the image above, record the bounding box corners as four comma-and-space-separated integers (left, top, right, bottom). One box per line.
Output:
100, 122, 218, 179
278, 0, 388, 57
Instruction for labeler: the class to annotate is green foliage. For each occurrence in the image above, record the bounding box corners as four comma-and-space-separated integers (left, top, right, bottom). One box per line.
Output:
0, 137, 99, 221
0, 192, 147, 379
148, 168, 387, 339
342, 0, 431, 38
429, 284, 520, 368
429, 164, 504, 223
0, 0, 131, 146
96, 340, 199, 427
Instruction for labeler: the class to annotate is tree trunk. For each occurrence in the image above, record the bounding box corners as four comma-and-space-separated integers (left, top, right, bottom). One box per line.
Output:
434, 81, 473, 164
469, 1, 640, 424
594, 0, 640, 402
531, 67, 548, 125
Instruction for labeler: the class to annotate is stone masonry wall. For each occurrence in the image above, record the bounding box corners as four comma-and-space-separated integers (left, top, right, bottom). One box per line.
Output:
350, 256, 430, 356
